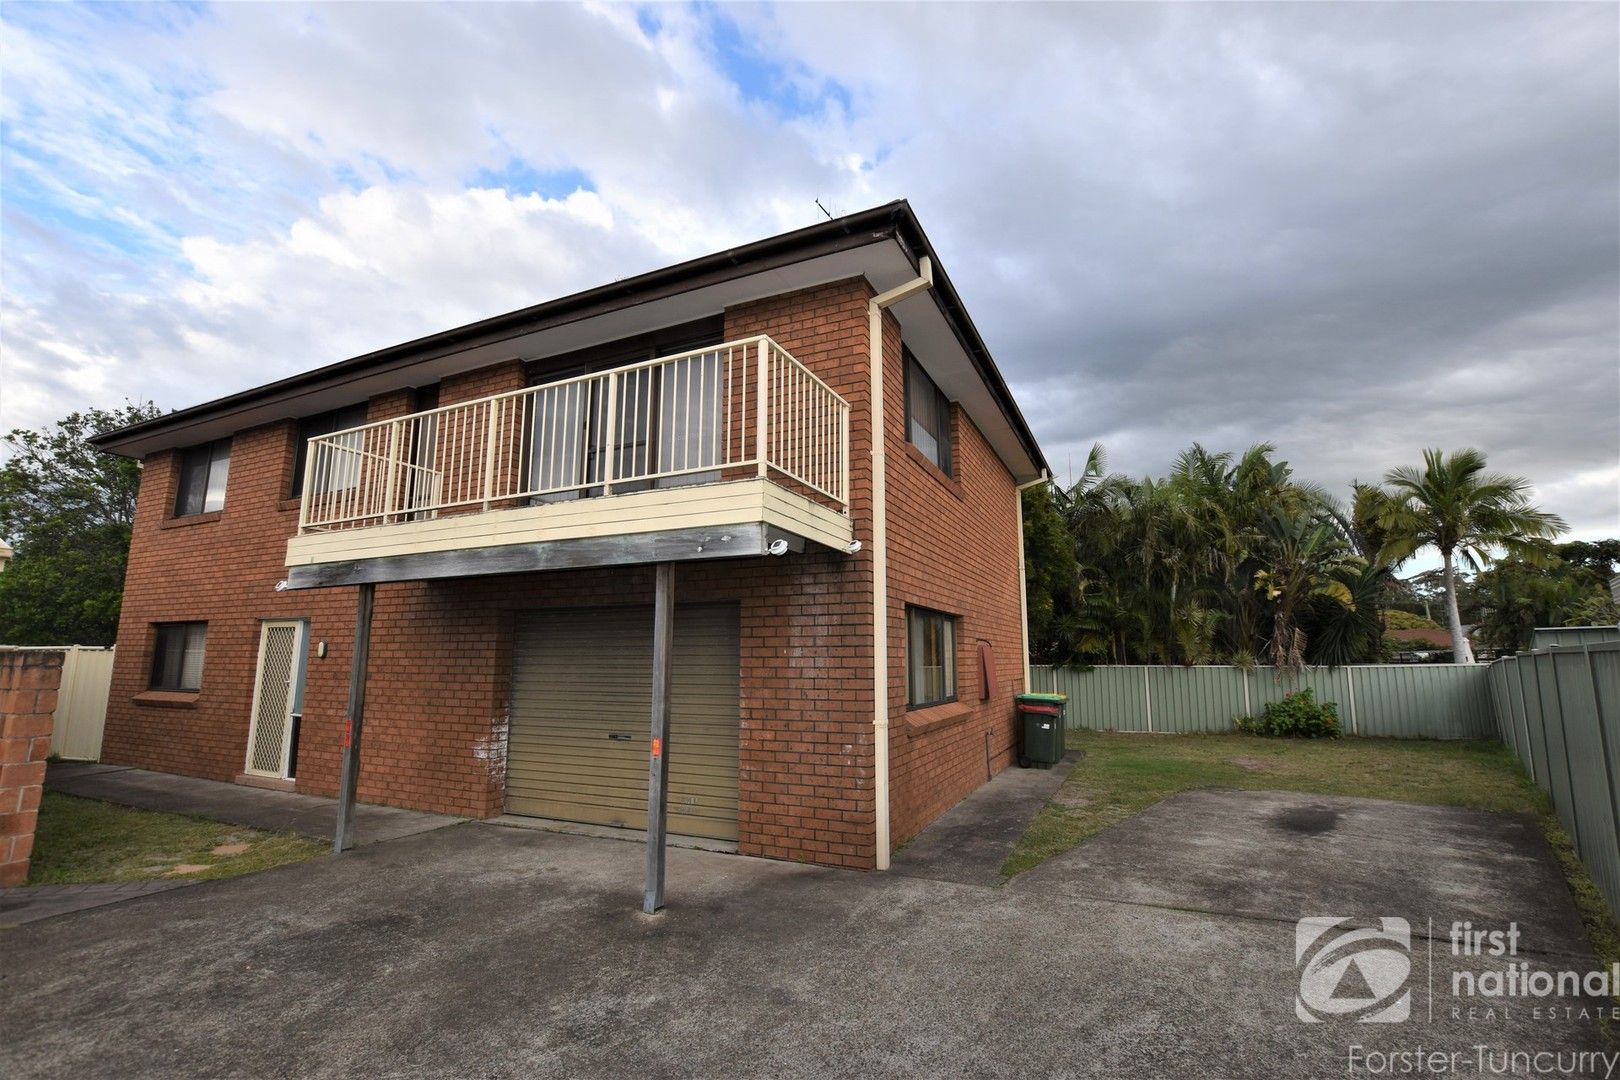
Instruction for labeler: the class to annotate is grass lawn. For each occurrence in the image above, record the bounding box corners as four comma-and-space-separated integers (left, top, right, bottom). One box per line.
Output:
1003, 730, 1620, 978
26, 792, 327, 886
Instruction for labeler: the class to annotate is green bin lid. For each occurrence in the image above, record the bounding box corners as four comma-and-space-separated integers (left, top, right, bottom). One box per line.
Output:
1015, 692, 1067, 704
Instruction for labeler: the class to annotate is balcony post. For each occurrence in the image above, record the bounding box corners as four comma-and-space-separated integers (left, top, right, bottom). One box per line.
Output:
481, 401, 498, 511
298, 439, 319, 533
755, 338, 769, 477
381, 422, 402, 525
601, 372, 619, 495
840, 404, 850, 512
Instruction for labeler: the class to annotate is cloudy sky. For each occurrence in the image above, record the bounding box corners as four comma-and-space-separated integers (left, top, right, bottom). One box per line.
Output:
3, 2, 1616, 542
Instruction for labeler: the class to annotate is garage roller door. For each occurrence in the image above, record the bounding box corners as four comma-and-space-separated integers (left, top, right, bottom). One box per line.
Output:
506, 604, 740, 841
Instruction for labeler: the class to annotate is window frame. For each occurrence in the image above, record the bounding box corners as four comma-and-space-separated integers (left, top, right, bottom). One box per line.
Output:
148, 622, 208, 692
290, 404, 371, 498
905, 605, 959, 709
903, 349, 954, 476
173, 439, 231, 517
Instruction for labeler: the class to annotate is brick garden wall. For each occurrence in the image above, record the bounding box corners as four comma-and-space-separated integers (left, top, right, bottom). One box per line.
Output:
102, 275, 1024, 869
1, 650, 62, 887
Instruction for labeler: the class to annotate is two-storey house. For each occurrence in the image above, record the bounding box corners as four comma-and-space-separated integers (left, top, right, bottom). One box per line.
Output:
92, 201, 1048, 871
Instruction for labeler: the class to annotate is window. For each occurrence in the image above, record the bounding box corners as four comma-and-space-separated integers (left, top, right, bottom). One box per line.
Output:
291, 404, 370, 497
149, 622, 207, 692
906, 606, 958, 708
904, 350, 953, 475
525, 321, 725, 501
173, 440, 231, 516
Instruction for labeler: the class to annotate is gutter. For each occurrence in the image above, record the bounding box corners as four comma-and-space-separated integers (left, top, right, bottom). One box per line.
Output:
1014, 471, 1052, 690
867, 255, 934, 872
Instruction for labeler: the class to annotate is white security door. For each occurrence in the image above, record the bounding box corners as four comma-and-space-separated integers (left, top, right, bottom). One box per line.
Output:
244, 620, 307, 778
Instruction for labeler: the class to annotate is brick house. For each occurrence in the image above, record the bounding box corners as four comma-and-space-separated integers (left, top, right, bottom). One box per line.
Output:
93, 201, 1048, 871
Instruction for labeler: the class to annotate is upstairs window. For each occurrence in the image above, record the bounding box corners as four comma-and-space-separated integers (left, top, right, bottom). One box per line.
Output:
149, 622, 207, 692
291, 404, 370, 497
906, 606, 958, 708
174, 439, 231, 516
904, 351, 953, 475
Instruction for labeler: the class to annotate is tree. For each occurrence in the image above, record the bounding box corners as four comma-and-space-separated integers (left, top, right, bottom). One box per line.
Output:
0, 403, 162, 645
1021, 480, 1084, 664
1022, 443, 1132, 664
1376, 448, 1566, 663
1469, 540, 1620, 651
1251, 507, 1358, 675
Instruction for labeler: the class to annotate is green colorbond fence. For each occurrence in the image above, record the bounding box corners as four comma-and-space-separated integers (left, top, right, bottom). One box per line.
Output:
1029, 663, 1495, 739
1487, 642, 1620, 922
1528, 626, 1620, 650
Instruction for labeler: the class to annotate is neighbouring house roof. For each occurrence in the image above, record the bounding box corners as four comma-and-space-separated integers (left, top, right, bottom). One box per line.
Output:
91, 200, 1049, 481
1387, 628, 1453, 649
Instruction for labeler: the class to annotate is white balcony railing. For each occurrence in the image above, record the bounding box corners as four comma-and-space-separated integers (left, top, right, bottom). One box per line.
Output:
296, 335, 850, 534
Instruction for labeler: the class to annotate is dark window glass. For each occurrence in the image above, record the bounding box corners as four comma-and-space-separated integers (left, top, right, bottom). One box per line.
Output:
173, 440, 231, 516
905, 351, 953, 475
149, 622, 207, 692
906, 606, 958, 708
291, 404, 370, 497
525, 323, 725, 501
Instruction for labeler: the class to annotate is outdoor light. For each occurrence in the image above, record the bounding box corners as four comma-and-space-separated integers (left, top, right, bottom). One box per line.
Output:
845, 539, 862, 555
768, 539, 789, 556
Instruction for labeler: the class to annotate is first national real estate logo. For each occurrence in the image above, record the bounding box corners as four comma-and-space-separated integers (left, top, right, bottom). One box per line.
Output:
1296, 917, 1412, 1023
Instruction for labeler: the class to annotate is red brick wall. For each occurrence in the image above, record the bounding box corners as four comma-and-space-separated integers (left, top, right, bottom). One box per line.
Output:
102, 275, 1024, 869
1, 649, 61, 887
881, 328, 1025, 843
723, 280, 878, 864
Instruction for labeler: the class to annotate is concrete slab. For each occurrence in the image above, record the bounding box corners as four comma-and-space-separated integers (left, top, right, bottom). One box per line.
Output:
2, 806, 1611, 1079
889, 753, 1076, 885
44, 762, 460, 847
1012, 788, 1594, 959
0, 879, 197, 927
486, 813, 739, 853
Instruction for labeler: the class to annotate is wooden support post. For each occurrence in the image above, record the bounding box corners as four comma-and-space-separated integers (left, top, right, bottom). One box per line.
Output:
334, 581, 376, 854
643, 562, 675, 914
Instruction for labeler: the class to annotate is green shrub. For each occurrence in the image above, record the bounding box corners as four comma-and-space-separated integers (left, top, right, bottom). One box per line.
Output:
1235, 689, 1342, 739
1383, 609, 1443, 632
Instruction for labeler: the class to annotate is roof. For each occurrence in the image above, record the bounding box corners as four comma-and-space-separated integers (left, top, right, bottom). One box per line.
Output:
91, 200, 1048, 480
1386, 628, 1452, 649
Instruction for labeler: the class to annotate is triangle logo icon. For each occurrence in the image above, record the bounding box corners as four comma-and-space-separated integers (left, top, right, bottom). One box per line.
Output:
1329, 957, 1378, 1003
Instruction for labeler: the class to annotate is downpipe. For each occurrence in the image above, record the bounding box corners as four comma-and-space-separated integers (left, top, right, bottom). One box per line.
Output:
868, 256, 932, 871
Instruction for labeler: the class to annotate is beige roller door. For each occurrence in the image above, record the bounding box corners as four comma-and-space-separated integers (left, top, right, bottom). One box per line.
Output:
506, 603, 740, 841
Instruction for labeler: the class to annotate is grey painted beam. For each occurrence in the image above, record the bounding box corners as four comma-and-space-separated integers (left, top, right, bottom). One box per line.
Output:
643, 562, 675, 915
284, 524, 777, 590
333, 581, 375, 854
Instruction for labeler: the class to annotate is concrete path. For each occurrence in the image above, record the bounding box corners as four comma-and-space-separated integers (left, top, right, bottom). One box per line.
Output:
2, 788, 1611, 1079
1013, 788, 1597, 958
889, 754, 1076, 885
45, 763, 461, 846
0, 880, 196, 928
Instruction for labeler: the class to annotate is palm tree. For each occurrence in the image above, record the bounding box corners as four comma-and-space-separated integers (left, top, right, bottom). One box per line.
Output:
1377, 449, 1566, 663
1252, 507, 1359, 676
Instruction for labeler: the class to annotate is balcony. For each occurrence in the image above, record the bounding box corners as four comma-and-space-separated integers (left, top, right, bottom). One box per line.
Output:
283, 336, 853, 587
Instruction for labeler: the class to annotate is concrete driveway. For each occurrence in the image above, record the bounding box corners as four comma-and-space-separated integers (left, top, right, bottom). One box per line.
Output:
2, 790, 1613, 1079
